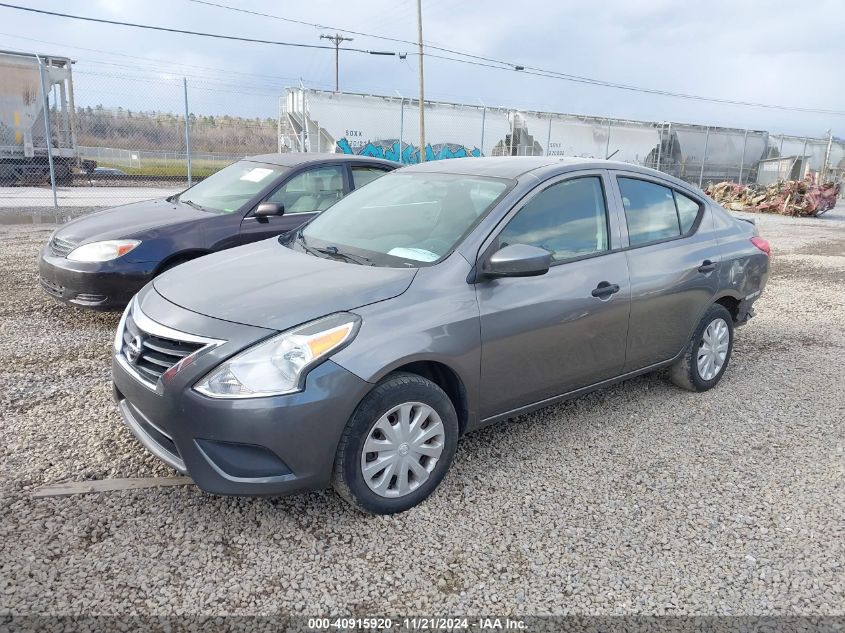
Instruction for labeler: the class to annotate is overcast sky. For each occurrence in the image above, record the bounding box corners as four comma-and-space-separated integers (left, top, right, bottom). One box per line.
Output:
2, 0, 843, 137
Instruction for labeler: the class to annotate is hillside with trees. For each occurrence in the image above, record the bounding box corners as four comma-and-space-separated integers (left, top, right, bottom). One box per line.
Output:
75, 105, 278, 154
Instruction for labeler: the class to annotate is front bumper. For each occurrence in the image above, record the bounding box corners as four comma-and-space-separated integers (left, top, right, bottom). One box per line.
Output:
38, 244, 156, 310
111, 289, 373, 496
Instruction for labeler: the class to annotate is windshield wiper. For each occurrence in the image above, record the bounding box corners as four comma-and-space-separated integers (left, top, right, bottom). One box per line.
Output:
322, 246, 372, 266
295, 234, 327, 259
295, 235, 371, 265
180, 198, 206, 211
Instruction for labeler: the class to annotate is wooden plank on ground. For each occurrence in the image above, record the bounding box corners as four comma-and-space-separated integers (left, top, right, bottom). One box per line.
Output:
33, 476, 193, 497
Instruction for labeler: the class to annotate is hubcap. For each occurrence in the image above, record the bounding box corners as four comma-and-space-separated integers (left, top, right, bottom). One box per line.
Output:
360, 402, 445, 498
697, 317, 729, 381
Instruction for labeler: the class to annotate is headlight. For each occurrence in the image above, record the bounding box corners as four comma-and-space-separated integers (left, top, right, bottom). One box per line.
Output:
67, 239, 141, 262
194, 312, 361, 399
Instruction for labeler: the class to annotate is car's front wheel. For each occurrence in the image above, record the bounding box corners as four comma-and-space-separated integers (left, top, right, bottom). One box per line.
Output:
332, 372, 458, 514
669, 303, 734, 392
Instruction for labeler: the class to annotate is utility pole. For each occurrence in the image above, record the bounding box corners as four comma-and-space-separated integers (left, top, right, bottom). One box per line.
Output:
320, 33, 353, 92
416, 0, 426, 162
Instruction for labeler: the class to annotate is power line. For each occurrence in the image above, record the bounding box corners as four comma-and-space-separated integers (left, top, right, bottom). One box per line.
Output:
4, 0, 843, 116
418, 53, 845, 116
0, 32, 415, 99
72, 70, 284, 98
188, 0, 409, 44
0, 32, 335, 88
188, 0, 515, 66
189, 0, 845, 117
0, 2, 399, 55
80, 60, 308, 90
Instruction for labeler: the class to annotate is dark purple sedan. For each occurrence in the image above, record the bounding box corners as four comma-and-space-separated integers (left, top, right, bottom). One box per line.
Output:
38, 153, 399, 309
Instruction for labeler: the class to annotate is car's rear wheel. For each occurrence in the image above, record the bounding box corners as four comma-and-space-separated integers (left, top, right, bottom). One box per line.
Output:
669, 303, 734, 392
332, 372, 458, 514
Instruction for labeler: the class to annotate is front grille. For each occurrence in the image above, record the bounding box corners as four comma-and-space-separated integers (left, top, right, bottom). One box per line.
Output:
73, 293, 107, 305
49, 236, 76, 258
39, 276, 63, 298
121, 311, 205, 385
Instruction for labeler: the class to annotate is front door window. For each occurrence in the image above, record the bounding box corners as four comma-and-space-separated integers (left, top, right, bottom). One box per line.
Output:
265, 165, 345, 214
495, 176, 609, 261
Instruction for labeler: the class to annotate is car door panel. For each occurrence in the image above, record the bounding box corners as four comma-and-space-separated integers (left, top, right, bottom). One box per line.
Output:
475, 171, 631, 419
609, 172, 721, 371
622, 228, 720, 369
477, 253, 631, 418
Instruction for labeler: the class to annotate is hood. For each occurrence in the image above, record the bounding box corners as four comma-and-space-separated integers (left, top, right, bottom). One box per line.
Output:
153, 239, 417, 331
55, 199, 210, 243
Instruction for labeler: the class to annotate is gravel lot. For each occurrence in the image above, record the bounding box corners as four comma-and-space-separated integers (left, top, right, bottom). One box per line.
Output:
1, 203, 843, 616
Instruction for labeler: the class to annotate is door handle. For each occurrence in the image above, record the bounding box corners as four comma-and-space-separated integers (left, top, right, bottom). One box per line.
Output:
698, 259, 718, 273
591, 281, 620, 299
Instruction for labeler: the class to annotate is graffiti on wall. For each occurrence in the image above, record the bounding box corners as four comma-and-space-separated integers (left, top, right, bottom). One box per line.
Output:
336, 138, 482, 164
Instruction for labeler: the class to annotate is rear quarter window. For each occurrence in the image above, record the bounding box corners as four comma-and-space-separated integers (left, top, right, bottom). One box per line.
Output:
351, 166, 391, 189
618, 178, 680, 245
674, 191, 702, 233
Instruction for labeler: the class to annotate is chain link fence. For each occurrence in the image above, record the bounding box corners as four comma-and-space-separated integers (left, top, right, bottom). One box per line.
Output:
282, 88, 845, 194
1, 49, 282, 201
3, 51, 842, 207
68, 79, 278, 186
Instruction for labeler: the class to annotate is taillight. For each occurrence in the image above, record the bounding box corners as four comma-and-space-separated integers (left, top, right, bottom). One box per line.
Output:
751, 236, 771, 257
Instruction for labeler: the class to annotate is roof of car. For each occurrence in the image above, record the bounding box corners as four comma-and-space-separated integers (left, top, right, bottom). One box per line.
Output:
398, 156, 705, 194
397, 156, 568, 177
246, 152, 400, 167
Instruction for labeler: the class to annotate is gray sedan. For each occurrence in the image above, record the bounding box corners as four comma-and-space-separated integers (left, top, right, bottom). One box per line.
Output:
111, 157, 770, 514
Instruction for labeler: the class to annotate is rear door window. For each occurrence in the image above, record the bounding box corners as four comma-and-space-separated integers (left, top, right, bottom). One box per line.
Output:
618, 177, 681, 245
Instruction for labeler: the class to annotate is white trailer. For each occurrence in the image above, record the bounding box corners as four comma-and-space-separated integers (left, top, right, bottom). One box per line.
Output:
279, 88, 510, 163
0, 49, 81, 184
278, 88, 843, 188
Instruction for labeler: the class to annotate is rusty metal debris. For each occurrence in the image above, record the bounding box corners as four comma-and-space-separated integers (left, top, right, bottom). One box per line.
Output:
705, 177, 841, 217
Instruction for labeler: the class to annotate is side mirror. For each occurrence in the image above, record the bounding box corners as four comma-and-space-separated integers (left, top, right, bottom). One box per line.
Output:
255, 202, 285, 218
482, 244, 552, 279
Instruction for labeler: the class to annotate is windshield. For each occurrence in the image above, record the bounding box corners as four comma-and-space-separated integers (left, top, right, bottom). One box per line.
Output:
178, 161, 288, 213
300, 172, 510, 266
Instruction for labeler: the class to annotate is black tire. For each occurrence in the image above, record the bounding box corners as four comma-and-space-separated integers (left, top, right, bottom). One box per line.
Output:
669, 303, 735, 392
332, 372, 459, 514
